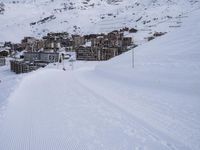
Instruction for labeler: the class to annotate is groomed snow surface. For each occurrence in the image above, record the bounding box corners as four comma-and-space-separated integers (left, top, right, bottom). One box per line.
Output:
0, 9, 200, 150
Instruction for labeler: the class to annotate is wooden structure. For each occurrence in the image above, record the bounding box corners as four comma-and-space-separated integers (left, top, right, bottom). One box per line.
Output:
10, 60, 39, 74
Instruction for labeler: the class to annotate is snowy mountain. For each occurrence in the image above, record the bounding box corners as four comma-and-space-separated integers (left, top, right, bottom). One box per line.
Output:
0, 5, 200, 150
0, 0, 199, 42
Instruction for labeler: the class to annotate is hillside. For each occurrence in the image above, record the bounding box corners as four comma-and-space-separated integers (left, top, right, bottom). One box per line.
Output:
0, 6, 199, 150
0, 0, 199, 43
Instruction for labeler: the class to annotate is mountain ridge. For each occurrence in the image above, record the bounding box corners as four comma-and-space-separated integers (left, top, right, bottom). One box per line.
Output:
0, 0, 199, 42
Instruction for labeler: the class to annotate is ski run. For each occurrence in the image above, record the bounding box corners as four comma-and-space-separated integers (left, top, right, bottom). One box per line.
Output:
0, 1, 200, 150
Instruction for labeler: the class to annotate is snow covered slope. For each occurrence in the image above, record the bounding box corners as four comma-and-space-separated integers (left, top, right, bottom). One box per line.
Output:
0, 6, 199, 150
0, 0, 200, 42
77, 8, 200, 150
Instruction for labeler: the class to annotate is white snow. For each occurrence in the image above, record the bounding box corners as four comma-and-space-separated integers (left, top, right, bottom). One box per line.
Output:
0, 0, 200, 43
0, 5, 200, 150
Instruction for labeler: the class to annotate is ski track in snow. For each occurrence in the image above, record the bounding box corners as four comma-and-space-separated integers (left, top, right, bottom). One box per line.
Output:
0, 69, 190, 150
0, 64, 24, 124
75, 68, 200, 150
0, 2, 200, 150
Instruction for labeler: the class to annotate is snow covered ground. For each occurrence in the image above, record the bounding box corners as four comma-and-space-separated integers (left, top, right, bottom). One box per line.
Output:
0, 0, 200, 43
0, 6, 200, 150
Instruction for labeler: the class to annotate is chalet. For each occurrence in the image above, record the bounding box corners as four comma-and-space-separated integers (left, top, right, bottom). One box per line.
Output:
0, 57, 5, 66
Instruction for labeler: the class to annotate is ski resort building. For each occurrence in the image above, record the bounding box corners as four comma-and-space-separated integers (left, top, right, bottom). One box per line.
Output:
72, 35, 85, 48
21, 37, 38, 51
5, 29, 133, 62
76, 46, 119, 61
43, 32, 70, 51
10, 52, 59, 74
24, 52, 59, 63
76, 30, 132, 61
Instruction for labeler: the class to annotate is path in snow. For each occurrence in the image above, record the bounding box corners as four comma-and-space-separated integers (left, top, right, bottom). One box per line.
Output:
0, 65, 23, 124
0, 69, 189, 150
